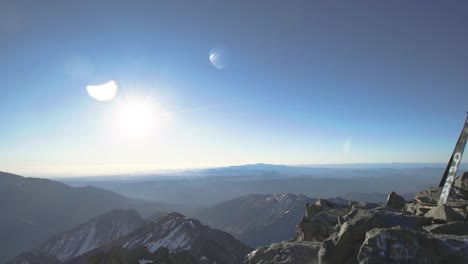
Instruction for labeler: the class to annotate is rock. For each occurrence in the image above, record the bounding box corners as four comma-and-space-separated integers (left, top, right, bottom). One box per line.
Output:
358, 226, 468, 264
297, 203, 352, 242
350, 202, 379, 211
454, 172, 468, 191
316, 199, 334, 208
305, 203, 322, 219
385, 192, 406, 210
404, 202, 430, 216
423, 221, 468, 235
245, 241, 321, 264
318, 207, 430, 264
414, 187, 441, 205
424, 204, 464, 223
297, 217, 331, 242
453, 172, 468, 200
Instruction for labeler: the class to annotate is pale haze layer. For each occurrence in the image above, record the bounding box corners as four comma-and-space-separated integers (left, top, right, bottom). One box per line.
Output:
1, 1, 468, 176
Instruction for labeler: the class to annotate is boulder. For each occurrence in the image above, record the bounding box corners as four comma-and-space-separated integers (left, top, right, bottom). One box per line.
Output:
424, 221, 468, 235
318, 207, 430, 264
424, 204, 464, 223
454, 172, 468, 191
245, 241, 321, 264
350, 202, 379, 211
305, 203, 322, 219
404, 202, 430, 216
316, 199, 334, 208
298, 203, 352, 242
358, 226, 468, 264
385, 192, 406, 210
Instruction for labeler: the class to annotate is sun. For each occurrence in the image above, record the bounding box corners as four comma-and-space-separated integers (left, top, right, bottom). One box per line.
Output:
114, 96, 163, 137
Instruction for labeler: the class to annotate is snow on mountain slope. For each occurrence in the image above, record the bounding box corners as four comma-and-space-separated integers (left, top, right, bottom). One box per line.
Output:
8, 209, 145, 264
193, 193, 321, 247
66, 212, 252, 264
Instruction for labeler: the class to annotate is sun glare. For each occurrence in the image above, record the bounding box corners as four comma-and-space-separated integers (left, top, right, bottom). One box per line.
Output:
114, 97, 166, 137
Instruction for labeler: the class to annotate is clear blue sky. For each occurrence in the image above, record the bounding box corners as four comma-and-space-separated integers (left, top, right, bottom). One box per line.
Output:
1, 1, 468, 176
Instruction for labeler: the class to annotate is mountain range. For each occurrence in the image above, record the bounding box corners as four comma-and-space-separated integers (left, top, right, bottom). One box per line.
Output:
0, 171, 165, 263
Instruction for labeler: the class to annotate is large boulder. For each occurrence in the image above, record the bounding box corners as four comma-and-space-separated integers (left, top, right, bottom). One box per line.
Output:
454, 172, 468, 191
318, 207, 430, 264
424, 204, 464, 223
297, 201, 351, 242
358, 226, 468, 264
453, 172, 468, 200
424, 221, 468, 235
385, 192, 406, 210
245, 241, 321, 264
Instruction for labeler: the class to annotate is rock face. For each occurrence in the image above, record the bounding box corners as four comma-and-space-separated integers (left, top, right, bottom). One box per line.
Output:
68, 212, 252, 264
318, 207, 430, 264
297, 200, 351, 242
358, 227, 468, 264
8, 209, 145, 263
245, 241, 321, 264
424, 204, 464, 223
246, 174, 468, 264
385, 191, 406, 209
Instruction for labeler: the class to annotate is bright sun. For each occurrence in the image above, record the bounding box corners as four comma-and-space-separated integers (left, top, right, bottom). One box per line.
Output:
114, 97, 163, 137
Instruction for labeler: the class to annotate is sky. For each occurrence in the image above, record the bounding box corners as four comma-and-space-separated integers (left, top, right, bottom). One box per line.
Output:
1, 0, 468, 177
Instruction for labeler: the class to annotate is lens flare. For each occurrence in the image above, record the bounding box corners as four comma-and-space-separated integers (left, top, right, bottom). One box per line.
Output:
86, 80, 118, 101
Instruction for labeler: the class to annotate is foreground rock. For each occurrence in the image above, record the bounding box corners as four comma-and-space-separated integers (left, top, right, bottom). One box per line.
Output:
247, 173, 468, 264
318, 207, 430, 264
358, 226, 468, 264
245, 241, 321, 264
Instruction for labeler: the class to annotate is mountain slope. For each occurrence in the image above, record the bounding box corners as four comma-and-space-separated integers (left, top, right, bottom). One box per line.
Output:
192, 193, 320, 247
0, 171, 164, 263
8, 209, 145, 263
67, 212, 252, 264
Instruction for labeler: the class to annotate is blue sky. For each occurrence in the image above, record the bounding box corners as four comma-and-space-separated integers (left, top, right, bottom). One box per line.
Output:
1, 1, 468, 176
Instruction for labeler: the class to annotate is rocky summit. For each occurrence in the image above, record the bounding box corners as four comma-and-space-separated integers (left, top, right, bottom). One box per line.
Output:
246, 173, 468, 264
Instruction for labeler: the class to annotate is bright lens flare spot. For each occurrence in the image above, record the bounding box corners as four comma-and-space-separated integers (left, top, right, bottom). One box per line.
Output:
87, 80, 118, 101
114, 97, 168, 137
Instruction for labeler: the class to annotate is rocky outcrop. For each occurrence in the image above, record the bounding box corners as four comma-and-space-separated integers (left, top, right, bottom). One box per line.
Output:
245, 241, 321, 264
318, 207, 430, 264
385, 191, 406, 209
246, 173, 468, 264
358, 226, 468, 264
297, 200, 351, 242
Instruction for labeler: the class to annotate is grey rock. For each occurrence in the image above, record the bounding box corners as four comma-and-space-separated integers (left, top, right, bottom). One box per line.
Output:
245, 241, 321, 264
297, 204, 351, 242
316, 199, 334, 208
318, 207, 429, 264
350, 202, 379, 211
424, 204, 464, 223
305, 203, 322, 219
454, 172, 468, 191
385, 192, 406, 210
424, 221, 468, 235
403, 202, 430, 216
358, 226, 468, 264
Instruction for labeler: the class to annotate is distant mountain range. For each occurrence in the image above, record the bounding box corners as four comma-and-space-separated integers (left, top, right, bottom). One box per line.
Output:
59, 165, 447, 208
0, 171, 165, 263
192, 193, 347, 247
